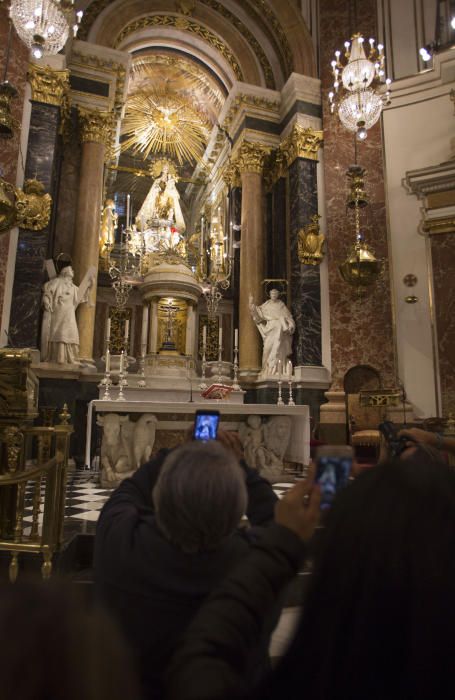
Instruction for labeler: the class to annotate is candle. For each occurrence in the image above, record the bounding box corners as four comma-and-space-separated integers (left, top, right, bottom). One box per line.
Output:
105, 317, 111, 341
234, 328, 238, 348
202, 325, 207, 347
124, 319, 130, 341
126, 194, 130, 228
200, 216, 204, 255
277, 359, 282, 378
105, 348, 110, 373
218, 326, 223, 347
287, 359, 293, 378
120, 351, 124, 374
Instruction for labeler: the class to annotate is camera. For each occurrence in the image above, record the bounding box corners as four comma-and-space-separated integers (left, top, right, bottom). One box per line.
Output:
379, 421, 413, 458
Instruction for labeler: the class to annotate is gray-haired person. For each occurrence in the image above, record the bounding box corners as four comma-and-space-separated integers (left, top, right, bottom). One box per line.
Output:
93, 434, 278, 700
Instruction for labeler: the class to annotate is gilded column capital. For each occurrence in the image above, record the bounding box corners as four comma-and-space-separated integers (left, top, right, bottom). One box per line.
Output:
234, 141, 271, 176
280, 125, 323, 167
222, 160, 241, 188
78, 108, 115, 147
27, 63, 70, 108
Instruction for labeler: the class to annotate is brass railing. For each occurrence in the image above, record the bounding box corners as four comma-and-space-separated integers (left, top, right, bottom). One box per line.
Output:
0, 421, 72, 582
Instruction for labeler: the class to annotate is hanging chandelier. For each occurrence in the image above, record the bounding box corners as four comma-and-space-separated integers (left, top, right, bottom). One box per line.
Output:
339, 165, 383, 291
328, 34, 391, 140
197, 210, 233, 319
9, 0, 83, 59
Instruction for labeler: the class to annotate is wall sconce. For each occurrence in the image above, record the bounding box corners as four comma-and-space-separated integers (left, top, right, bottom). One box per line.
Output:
403, 273, 418, 303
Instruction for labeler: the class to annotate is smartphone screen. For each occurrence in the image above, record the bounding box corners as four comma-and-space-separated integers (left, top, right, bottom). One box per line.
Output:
315, 450, 353, 510
193, 411, 220, 442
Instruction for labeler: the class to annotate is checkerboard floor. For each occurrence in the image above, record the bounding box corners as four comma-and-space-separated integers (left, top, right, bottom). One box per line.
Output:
23, 472, 296, 532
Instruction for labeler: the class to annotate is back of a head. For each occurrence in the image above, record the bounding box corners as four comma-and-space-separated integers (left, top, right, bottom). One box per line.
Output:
153, 441, 247, 553
274, 452, 455, 700
0, 579, 140, 700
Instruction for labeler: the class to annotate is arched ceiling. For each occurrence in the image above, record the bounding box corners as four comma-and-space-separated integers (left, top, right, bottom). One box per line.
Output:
77, 0, 316, 90
81, 0, 316, 227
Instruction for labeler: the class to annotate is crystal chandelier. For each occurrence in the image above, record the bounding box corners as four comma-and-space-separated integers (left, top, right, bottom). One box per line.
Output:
328, 34, 391, 140
9, 0, 83, 59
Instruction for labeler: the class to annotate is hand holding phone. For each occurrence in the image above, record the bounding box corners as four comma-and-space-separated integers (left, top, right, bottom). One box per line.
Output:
315, 446, 353, 510
193, 410, 220, 442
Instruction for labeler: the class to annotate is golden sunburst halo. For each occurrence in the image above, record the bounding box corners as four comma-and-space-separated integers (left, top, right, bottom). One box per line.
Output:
121, 89, 210, 165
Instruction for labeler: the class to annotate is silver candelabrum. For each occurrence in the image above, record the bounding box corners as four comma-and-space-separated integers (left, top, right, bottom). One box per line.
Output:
217, 342, 223, 384
232, 342, 240, 391
288, 374, 295, 406
276, 375, 284, 406
137, 348, 147, 388
116, 350, 127, 401
200, 341, 208, 390
100, 345, 112, 400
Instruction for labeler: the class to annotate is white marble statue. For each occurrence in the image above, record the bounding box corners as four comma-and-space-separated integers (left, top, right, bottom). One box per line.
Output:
41, 265, 96, 365
238, 414, 292, 482
249, 289, 295, 377
97, 413, 157, 488
136, 162, 186, 231
134, 414, 158, 468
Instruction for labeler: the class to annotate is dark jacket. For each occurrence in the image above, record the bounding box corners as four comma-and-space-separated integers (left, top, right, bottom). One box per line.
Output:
93, 449, 277, 700
165, 523, 306, 700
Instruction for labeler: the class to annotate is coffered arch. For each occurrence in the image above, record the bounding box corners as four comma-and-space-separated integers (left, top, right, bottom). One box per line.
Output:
78, 0, 316, 89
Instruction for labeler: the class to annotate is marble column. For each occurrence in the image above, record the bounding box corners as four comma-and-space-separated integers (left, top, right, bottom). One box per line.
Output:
185, 302, 195, 356
141, 302, 150, 354
149, 298, 159, 353
9, 64, 69, 348
72, 108, 113, 364
235, 142, 270, 375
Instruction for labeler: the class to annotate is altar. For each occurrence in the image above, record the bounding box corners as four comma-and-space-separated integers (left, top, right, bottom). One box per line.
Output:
85, 400, 311, 481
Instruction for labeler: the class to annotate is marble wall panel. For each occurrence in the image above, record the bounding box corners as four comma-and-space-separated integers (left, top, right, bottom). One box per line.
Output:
0, 9, 29, 332
431, 234, 455, 416
320, 0, 395, 388
9, 103, 61, 347
270, 177, 287, 280
289, 158, 322, 366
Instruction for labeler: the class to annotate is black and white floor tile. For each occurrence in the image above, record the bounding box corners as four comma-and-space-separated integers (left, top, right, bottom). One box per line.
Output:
22, 472, 296, 531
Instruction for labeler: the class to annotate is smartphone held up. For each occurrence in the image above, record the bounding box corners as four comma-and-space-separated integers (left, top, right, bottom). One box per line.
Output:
193, 410, 220, 442
315, 446, 353, 510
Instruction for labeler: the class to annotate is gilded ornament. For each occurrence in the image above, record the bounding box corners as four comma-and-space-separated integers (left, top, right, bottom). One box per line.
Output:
280, 125, 323, 166
346, 165, 368, 208
121, 90, 210, 164
78, 107, 115, 146
27, 63, 70, 107
0, 178, 17, 232
0, 81, 19, 139
297, 215, 325, 266
422, 216, 455, 235
234, 141, 271, 175
222, 160, 241, 188
0, 178, 51, 233
3, 426, 24, 474
339, 237, 383, 292
15, 179, 52, 230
